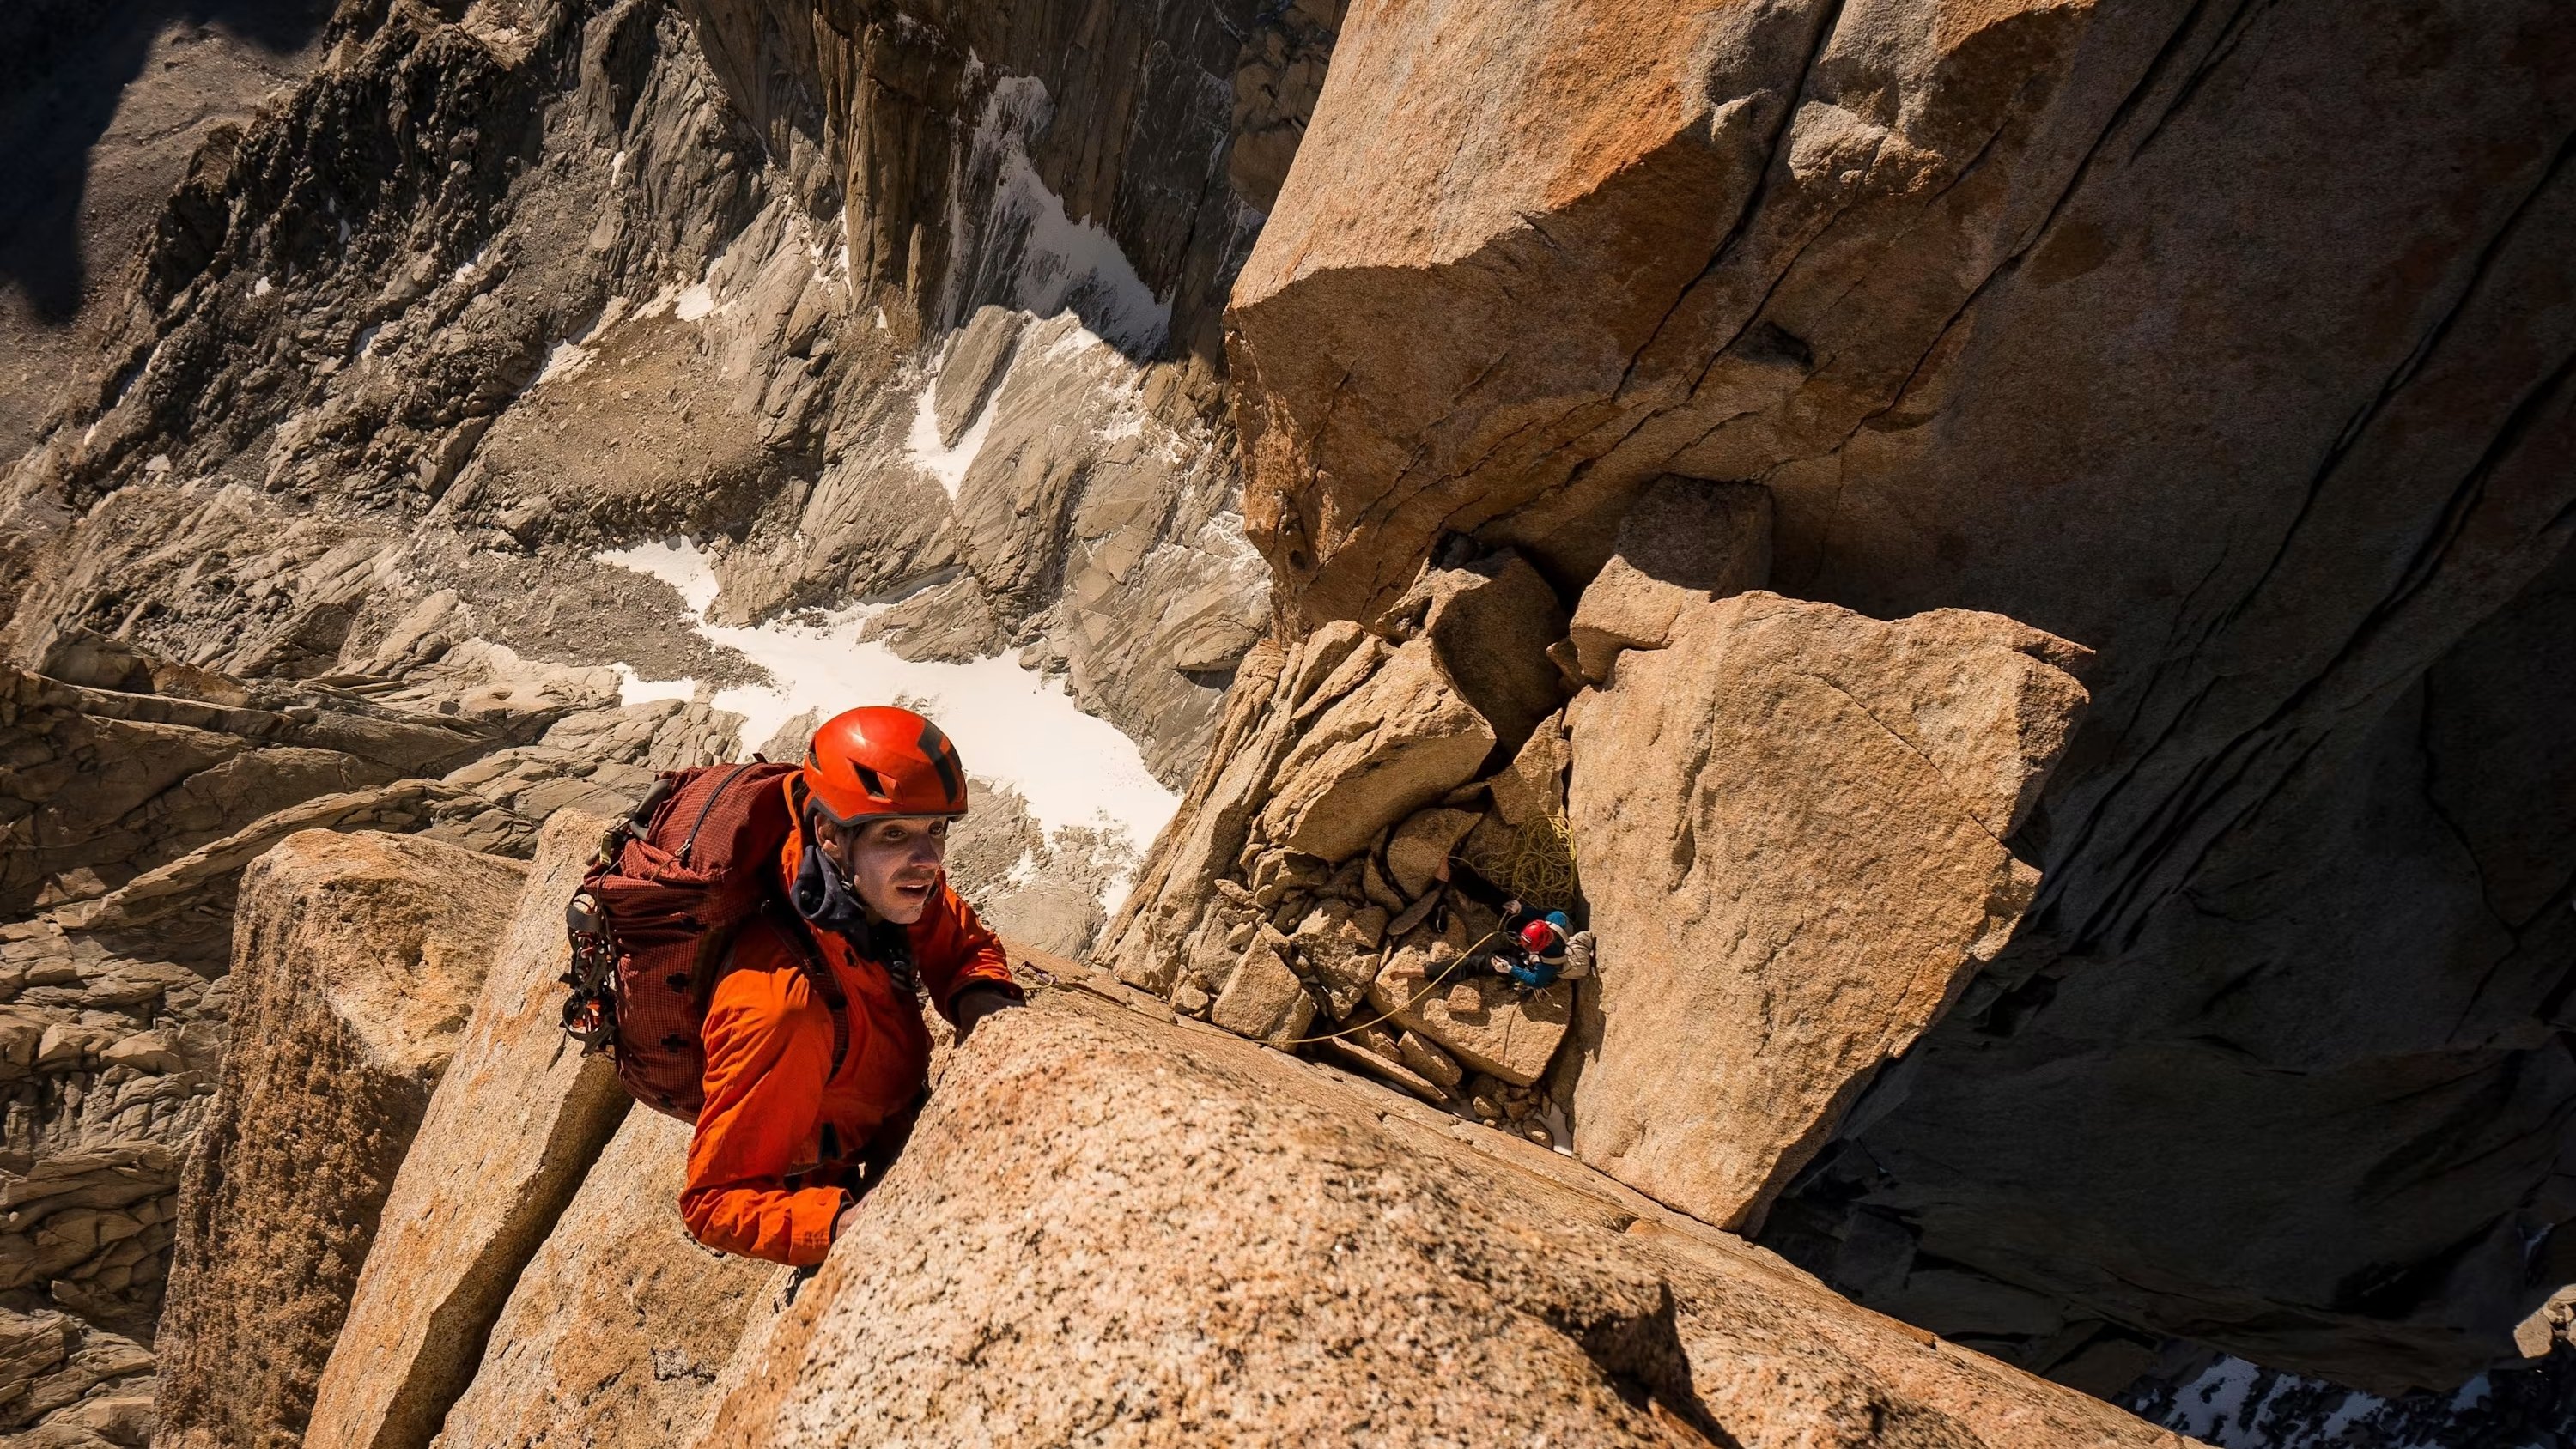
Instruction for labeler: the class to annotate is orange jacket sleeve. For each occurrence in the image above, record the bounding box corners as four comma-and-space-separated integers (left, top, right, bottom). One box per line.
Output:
910, 879, 1018, 1024
679, 935, 847, 1266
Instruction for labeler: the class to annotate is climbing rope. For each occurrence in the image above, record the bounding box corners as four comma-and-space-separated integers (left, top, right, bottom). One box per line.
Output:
1456, 812, 1581, 914
1278, 927, 1505, 1047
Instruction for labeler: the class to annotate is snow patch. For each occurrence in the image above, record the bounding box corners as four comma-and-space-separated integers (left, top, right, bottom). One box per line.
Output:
939, 75, 1171, 355
905, 372, 1001, 500
2169, 1357, 2260, 1446
601, 536, 722, 616
251, 276, 273, 298
597, 537, 1176, 911
611, 664, 697, 706
674, 282, 717, 322
985, 149, 1170, 351
630, 282, 684, 321
532, 299, 628, 387
537, 341, 594, 386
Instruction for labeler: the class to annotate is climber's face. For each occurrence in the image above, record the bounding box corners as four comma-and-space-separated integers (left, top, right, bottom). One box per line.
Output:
818, 815, 951, 925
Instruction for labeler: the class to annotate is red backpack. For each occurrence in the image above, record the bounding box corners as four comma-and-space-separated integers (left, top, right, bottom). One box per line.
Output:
558, 762, 850, 1120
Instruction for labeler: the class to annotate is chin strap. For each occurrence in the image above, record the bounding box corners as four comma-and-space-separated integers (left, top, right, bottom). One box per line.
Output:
789, 802, 922, 999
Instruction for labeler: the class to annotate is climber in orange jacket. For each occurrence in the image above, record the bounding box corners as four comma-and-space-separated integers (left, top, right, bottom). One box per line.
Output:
679, 706, 1022, 1265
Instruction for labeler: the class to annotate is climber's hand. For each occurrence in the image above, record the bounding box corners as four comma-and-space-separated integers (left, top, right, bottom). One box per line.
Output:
833, 1200, 861, 1240
952, 984, 1024, 1044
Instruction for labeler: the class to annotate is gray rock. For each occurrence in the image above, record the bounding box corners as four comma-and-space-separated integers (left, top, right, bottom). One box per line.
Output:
932, 306, 1029, 448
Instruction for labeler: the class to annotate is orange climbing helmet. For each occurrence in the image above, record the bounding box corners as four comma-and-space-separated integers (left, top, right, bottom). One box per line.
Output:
799, 706, 969, 826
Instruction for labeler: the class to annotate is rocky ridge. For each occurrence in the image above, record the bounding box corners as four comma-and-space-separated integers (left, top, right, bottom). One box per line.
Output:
0, 640, 747, 1440
0, 643, 1133, 1444
1, 0, 1275, 790
1193, 0, 2576, 1402
143, 814, 2196, 1449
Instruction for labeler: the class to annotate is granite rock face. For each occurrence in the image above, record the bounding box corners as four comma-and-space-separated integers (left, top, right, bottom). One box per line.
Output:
154, 831, 526, 1449
687, 990, 2192, 1449
0, 667, 524, 917
1565, 591, 2088, 1232
433, 1110, 775, 1449
1206, 0, 2576, 1392
0, 651, 586, 1445
1254, 636, 1494, 864
3, 0, 2569, 1423
303, 811, 633, 1449
1369, 935, 1572, 1088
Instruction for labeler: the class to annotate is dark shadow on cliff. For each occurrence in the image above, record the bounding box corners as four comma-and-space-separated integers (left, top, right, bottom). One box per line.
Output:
0, 0, 331, 323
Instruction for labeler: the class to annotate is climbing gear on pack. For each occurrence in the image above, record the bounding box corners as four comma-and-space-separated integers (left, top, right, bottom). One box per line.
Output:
802, 706, 969, 826
559, 761, 852, 1121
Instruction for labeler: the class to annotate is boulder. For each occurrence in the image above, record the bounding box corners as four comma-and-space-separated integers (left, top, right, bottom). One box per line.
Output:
1207, 926, 1315, 1046
1398, 1029, 1465, 1090
1318, 1035, 1447, 1103
303, 811, 635, 1449
685, 990, 2192, 1449
1368, 934, 1573, 1088
1565, 591, 2088, 1232
1255, 638, 1495, 863
1568, 478, 1775, 684
1285, 897, 1387, 1018
1376, 551, 1570, 761
432, 1111, 775, 1447
1383, 806, 1479, 900
1487, 706, 1571, 828
154, 831, 526, 1449
1098, 639, 1298, 996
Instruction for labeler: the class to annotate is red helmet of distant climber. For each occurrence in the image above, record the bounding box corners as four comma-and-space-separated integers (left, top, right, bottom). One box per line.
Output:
800, 706, 969, 825
1519, 919, 1563, 955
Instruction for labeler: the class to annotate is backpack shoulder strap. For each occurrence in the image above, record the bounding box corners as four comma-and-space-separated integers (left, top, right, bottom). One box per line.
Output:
757, 898, 851, 1082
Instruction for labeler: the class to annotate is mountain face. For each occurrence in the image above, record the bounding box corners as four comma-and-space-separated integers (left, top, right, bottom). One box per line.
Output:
0, 0, 2568, 1444
1151, 0, 2576, 1401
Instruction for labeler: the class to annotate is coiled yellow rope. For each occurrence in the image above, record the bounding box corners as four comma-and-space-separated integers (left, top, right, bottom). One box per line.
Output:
1457, 812, 1581, 914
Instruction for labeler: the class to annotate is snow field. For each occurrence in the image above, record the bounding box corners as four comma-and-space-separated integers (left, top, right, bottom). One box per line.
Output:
598, 537, 1176, 912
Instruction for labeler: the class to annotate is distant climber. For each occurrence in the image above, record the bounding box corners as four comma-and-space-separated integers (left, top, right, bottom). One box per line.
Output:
676, 707, 1024, 1264
1425, 856, 1594, 992
1481, 906, 1595, 991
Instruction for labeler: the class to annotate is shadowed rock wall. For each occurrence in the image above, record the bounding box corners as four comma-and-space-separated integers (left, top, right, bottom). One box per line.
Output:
1209, 0, 2576, 1395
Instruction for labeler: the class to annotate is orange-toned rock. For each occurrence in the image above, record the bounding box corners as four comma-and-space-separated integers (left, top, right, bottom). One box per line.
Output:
155, 831, 526, 1449
687, 989, 2194, 1449
1564, 591, 2088, 1231
304, 811, 632, 1449
431, 1111, 775, 1448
